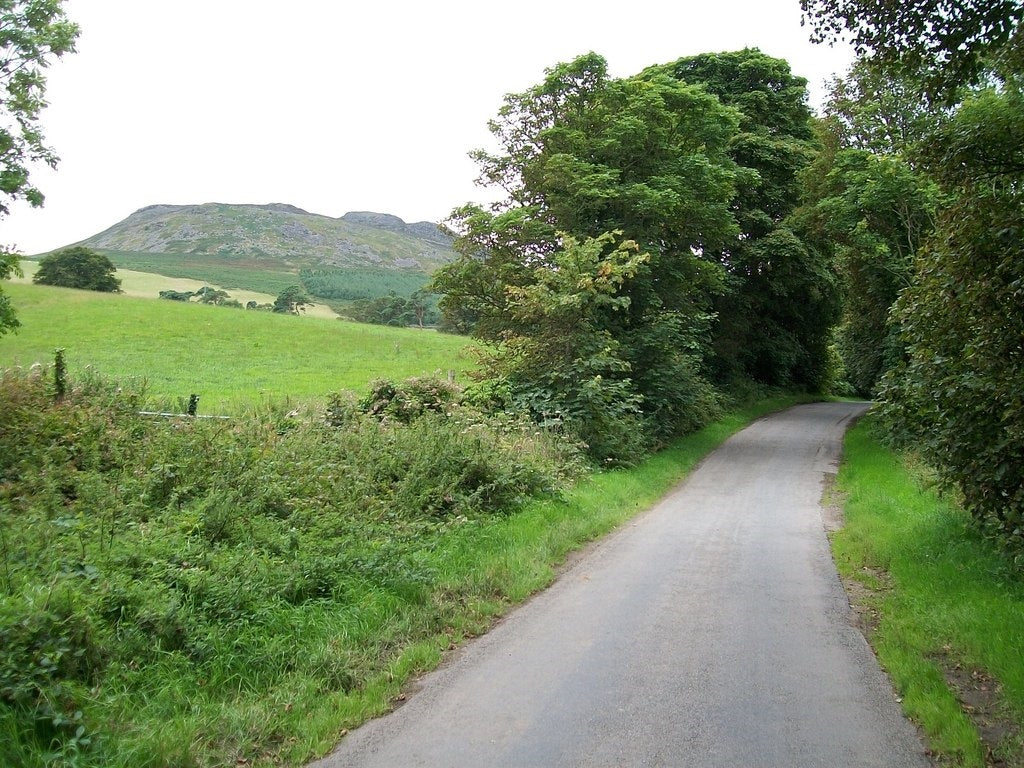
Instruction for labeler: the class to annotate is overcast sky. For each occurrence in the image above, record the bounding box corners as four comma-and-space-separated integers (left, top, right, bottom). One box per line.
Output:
2, 0, 853, 255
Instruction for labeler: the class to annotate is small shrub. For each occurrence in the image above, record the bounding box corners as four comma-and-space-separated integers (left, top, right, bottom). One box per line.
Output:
358, 375, 462, 424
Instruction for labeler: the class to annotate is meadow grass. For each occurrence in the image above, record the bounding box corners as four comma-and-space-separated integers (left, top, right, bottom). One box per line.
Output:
99, 250, 301, 295
12, 260, 339, 318
834, 416, 1024, 766
1, 282, 472, 410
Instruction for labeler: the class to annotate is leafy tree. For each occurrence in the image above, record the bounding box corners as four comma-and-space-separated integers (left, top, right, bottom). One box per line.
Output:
822, 58, 947, 156
158, 289, 195, 302
434, 53, 740, 450
33, 246, 121, 292
0, 250, 20, 334
0, 0, 79, 334
466, 232, 653, 463
795, 148, 938, 395
653, 49, 840, 389
0, 0, 79, 217
272, 284, 310, 315
800, 0, 1022, 102
193, 286, 230, 305
879, 88, 1024, 556
347, 291, 440, 328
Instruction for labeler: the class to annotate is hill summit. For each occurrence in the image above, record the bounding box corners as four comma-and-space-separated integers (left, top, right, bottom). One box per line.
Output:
74, 202, 455, 273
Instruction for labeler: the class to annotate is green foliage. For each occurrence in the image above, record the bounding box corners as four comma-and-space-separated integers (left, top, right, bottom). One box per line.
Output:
192, 286, 229, 305
299, 267, 430, 302
33, 247, 121, 293
347, 290, 440, 327
272, 284, 310, 314
879, 88, 1024, 557
800, 0, 1023, 102
434, 53, 746, 458
157, 289, 194, 302
0, 0, 79, 334
823, 58, 946, 155
355, 375, 461, 425
0, 366, 580, 765
0, 250, 21, 335
473, 233, 655, 463
0, 0, 79, 218
656, 49, 840, 390
796, 148, 938, 396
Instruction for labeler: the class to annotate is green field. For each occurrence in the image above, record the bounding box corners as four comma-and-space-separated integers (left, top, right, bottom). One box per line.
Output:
98, 250, 301, 296
1, 282, 473, 411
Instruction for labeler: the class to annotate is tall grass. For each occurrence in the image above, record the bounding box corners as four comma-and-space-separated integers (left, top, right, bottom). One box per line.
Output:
833, 415, 1024, 766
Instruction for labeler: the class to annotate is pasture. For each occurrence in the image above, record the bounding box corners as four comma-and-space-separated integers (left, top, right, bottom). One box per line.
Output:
11, 260, 339, 318
0, 281, 473, 410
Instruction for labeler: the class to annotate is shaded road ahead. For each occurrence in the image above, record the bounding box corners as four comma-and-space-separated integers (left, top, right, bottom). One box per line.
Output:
312, 402, 931, 768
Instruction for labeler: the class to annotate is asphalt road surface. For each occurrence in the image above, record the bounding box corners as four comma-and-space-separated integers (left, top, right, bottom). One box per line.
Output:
311, 402, 931, 768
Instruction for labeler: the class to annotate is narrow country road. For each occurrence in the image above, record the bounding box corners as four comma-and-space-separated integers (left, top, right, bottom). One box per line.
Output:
311, 402, 931, 768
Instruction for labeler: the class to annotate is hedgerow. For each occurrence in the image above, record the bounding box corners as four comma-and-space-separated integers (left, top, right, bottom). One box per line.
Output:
0, 367, 582, 765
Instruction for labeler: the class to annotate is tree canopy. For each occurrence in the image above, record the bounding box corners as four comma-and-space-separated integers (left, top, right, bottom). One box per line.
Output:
433, 50, 838, 461
272, 285, 310, 315
652, 49, 839, 390
33, 246, 121, 292
804, 0, 1024, 556
0, 0, 79, 334
800, 0, 1023, 101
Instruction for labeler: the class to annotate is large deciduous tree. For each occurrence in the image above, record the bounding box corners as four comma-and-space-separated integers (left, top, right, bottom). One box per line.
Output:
33, 246, 121, 292
433, 53, 742, 457
823, 58, 947, 156
0, 0, 79, 334
805, 0, 1024, 555
879, 89, 1024, 555
795, 146, 938, 396
651, 49, 840, 390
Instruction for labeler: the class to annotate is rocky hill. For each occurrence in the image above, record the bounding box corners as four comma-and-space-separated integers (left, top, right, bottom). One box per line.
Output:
75, 203, 455, 273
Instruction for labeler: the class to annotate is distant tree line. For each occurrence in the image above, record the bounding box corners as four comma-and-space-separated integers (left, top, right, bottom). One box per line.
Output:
159, 284, 311, 315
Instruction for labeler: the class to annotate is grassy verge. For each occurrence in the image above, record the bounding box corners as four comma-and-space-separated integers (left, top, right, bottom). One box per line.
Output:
290, 392, 818, 763
833, 415, 1024, 767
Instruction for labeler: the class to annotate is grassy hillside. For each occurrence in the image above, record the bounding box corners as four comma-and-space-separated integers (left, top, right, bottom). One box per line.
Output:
1, 282, 473, 411
78, 204, 454, 270
11, 260, 339, 319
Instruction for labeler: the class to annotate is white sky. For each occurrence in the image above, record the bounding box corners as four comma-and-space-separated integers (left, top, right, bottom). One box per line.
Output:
1, 0, 853, 255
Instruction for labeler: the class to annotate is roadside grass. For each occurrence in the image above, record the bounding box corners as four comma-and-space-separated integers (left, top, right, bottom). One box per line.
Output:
0, 282, 471, 410
0, 363, 816, 768
833, 415, 1024, 767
